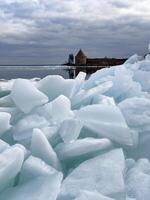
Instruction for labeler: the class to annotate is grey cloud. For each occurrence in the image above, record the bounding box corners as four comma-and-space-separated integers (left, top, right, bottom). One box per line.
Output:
0, 0, 149, 65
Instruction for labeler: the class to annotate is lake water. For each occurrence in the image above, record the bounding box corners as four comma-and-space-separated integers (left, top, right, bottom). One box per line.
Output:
0, 66, 71, 80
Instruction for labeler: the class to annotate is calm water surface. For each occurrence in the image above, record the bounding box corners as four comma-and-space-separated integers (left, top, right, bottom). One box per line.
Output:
0, 66, 70, 80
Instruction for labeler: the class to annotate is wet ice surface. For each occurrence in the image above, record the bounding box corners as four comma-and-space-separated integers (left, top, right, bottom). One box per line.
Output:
0, 48, 150, 200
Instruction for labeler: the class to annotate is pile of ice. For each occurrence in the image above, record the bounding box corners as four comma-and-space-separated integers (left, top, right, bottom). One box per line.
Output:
0, 49, 150, 200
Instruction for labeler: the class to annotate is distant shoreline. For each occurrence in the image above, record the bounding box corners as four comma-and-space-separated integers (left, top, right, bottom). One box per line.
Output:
0, 64, 60, 66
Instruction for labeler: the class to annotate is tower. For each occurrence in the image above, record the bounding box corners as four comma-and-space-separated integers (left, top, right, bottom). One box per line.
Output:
75, 49, 87, 65
68, 54, 74, 65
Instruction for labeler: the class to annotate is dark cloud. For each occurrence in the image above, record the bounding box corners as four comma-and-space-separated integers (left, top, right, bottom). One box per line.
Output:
0, 0, 149, 65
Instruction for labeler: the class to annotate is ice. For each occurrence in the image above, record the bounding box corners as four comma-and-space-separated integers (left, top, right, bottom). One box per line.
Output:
0, 46, 149, 199
51, 95, 73, 123
11, 79, 48, 113
0, 112, 11, 136
31, 128, 61, 171
38, 75, 75, 101
126, 159, 150, 200
134, 69, 150, 92
138, 60, 150, 71
0, 80, 14, 98
0, 107, 18, 118
0, 145, 24, 192
105, 66, 142, 102
83, 67, 115, 90
40, 126, 58, 139
13, 114, 49, 141
76, 104, 133, 145
58, 118, 83, 142
0, 94, 15, 107
55, 138, 113, 162
59, 149, 125, 200
119, 97, 150, 159
0, 173, 63, 200
145, 53, 150, 60
71, 81, 113, 109
40, 126, 61, 146
0, 139, 9, 153
35, 95, 73, 124
125, 54, 141, 64
74, 190, 115, 200
92, 95, 116, 105
119, 97, 150, 132
35, 102, 52, 121
84, 64, 143, 104
19, 155, 59, 184
70, 72, 86, 97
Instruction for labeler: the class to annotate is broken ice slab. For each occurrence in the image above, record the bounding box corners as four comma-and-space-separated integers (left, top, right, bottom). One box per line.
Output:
0, 139, 10, 153
133, 65, 150, 92
92, 95, 116, 106
51, 95, 73, 123
74, 190, 115, 200
0, 94, 15, 107
119, 97, 150, 133
83, 67, 115, 90
19, 155, 60, 184
70, 72, 86, 98
40, 126, 60, 144
126, 159, 150, 200
55, 138, 113, 161
0, 80, 14, 98
38, 75, 75, 101
13, 114, 49, 141
124, 54, 141, 64
59, 149, 125, 200
0, 145, 24, 192
31, 128, 62, 171
71, 81, 113, 109
0, 112, 11, 136
0, 173, 63, 200
34, 101, 53, 121
35, 95, 73, 124
58, 118, 83, 143
11, 79, 48, 113
76, 104, 134, 146
105, 66, 142, 103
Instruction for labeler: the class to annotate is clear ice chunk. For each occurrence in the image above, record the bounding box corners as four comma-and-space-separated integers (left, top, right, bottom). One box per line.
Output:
0, 139, 10, 153
0, 145, 24, 192
0, 173, 63, 200
126, 159, 150, 200
58, 118, 83, 143
75, 190, 115, 200
13, 114, 49, 141
11, 79, 48, 113
38, 75, 75, 101
55, 138, 113, 161
0, 112, 11, 136
51, 95, 72, 123
19, 155, 60, 184
31, 128, 61, 171
59, 149, 125, 200
76, 104, 133, 145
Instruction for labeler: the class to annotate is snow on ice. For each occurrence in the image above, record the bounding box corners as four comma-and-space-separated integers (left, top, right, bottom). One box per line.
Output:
0, 46, 150, 200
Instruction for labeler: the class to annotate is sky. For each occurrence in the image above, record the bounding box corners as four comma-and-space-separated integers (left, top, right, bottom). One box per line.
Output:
0, 0, 150, 65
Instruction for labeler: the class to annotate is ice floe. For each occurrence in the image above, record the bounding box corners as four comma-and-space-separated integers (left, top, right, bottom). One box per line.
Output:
0, 46, 149, 199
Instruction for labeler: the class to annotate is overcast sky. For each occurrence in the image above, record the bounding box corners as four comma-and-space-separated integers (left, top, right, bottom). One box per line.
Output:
0, 0, 150, 65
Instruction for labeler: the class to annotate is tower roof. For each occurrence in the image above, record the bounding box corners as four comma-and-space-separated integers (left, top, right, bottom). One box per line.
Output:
76, 49, 86, 58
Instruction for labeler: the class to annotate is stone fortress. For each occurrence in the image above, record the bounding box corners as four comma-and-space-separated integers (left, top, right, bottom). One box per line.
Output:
68, 49, 127, 66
